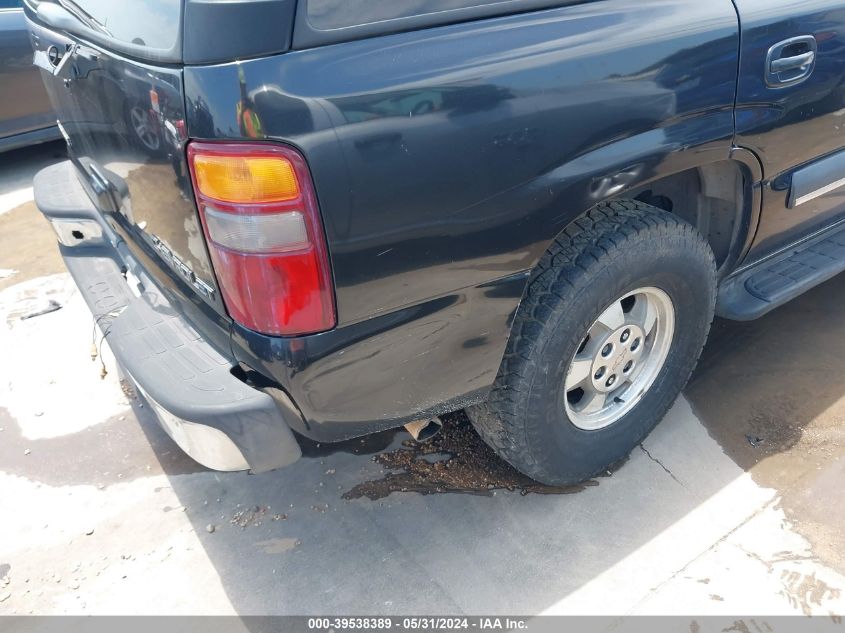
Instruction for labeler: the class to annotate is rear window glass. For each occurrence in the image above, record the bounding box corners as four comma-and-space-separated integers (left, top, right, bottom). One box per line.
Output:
307, 0, 519, 30
34, 0, 181, 50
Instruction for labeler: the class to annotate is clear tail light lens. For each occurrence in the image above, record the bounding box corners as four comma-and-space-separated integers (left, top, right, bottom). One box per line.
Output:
187, 142, 335, 336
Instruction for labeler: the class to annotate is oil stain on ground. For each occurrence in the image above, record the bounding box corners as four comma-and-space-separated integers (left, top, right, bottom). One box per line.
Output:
343, 411, 611, 500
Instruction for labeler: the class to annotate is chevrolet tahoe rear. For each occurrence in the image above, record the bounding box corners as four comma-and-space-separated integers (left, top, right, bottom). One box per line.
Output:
30, 0, 844, 486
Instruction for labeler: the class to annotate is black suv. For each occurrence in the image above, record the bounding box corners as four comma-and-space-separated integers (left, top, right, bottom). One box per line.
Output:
25, 0, 845, 485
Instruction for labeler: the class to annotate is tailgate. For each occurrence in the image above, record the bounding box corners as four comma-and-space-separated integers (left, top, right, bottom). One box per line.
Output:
26, 11, 227, 318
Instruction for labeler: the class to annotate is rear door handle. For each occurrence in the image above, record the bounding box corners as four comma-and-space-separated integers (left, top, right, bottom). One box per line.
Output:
766, 36, 818, 87
771, 51, 816, 73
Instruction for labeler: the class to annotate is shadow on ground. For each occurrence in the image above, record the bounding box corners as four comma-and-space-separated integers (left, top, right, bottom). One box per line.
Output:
0, 405, 205, 488
124, 372, 747, 615
121, 273, 845, 614
687, 273, 845, 572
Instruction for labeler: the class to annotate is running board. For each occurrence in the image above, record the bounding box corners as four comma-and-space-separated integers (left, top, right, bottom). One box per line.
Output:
717, 224, 845, 320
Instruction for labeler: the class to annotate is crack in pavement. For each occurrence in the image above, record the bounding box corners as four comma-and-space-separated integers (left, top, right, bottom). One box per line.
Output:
639, 443, 685, 488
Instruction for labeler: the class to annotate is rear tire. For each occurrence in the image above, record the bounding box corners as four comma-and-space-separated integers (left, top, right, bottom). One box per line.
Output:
468, 200, 716, 485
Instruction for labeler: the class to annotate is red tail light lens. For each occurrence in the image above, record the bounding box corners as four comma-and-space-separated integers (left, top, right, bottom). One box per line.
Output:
187, 142, 335, 336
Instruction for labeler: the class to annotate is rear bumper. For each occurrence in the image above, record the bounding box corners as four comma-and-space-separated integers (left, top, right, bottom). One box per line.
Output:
34, 161, 302, 472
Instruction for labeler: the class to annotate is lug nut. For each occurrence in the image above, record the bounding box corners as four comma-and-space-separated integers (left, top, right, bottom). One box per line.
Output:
601, 343, 613, 357
631, 338, 641, 352
605, 375, 617, 388
623, 360, 634, 373
594, 367, 606, 380
620, 329, 630, 343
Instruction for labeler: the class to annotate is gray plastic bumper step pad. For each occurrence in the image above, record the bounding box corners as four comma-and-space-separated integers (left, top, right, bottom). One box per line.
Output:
745, 230, 845, 303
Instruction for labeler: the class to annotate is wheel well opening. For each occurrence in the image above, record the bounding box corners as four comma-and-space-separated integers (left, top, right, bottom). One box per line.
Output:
613, 161, 746, 271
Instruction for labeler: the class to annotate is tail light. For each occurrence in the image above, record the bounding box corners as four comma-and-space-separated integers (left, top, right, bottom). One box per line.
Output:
187, 142, 335, 336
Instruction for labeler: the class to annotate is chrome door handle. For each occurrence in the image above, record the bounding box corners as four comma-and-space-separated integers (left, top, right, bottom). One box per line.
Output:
766, 36, 818, 88
771, 51, 815, 73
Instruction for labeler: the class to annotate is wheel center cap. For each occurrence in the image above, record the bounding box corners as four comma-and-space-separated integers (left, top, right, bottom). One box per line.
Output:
590, 324, 645, 393
611, 351, 629, 373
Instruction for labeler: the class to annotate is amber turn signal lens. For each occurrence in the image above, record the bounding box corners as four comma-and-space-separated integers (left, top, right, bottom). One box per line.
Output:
192, 154, 300, 204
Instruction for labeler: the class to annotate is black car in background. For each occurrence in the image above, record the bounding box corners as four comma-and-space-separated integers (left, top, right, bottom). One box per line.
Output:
24, 0, 845, 486
0, 0, 56, 151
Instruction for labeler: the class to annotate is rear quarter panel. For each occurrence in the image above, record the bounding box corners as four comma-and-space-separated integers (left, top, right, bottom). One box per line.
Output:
185, 0, 740, 436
